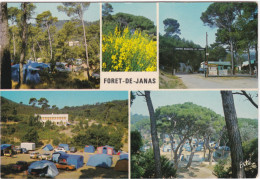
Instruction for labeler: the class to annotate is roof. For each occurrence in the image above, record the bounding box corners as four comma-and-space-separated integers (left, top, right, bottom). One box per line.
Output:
1, 144, 12, 150
208, 61, 231, 66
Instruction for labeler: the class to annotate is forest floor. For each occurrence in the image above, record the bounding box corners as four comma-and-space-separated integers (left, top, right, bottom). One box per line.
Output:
177, 162, 217, 178
1, 149, 128, 178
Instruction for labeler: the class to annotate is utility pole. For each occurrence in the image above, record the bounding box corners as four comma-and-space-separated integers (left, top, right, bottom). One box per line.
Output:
205, 32, 209, 77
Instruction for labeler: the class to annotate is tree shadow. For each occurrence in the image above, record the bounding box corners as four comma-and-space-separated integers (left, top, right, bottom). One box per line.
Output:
79, 167, 127, 178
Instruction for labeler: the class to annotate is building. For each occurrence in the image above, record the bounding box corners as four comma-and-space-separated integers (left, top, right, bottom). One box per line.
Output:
68, 41, 80, 47
36, 113, 69, 126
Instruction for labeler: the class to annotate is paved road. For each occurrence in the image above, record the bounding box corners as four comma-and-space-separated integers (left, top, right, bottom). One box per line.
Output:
175, 73, 258, 89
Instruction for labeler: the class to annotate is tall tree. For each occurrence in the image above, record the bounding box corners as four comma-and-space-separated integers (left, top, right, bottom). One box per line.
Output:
29, 97, 37, 107
102, 3, 113, 18
0, 2, 11, 89
36, 11, 58, 61
163, 18, 181, 38
221, 91, 245, 178
58, 3, 91, 79
137, 91, 162, 178
38, 97, 50, 111
201, 3, 239, 75
18, 3, 35, 87
8, 7, 21, 59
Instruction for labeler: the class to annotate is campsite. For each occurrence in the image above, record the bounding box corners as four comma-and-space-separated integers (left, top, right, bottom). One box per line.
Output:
131, 91, 258, 178
1, 144, 128, 178
1, 91, 129, 178
2, 3, 100, 89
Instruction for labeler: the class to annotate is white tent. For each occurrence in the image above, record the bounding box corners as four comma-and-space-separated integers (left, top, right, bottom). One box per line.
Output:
28, 160, 59, 177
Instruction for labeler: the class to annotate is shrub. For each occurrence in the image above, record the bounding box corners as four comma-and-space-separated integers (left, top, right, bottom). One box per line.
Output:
102, 26, 156, 72
131, 149, 177, 178
213, 159, 231, 178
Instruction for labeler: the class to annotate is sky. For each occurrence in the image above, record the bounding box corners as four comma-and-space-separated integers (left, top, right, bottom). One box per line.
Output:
109, 3, 157, 25
159, 2, 217, 47
7, 3, 100, 23
1, 91, 128, 109
131, 91, 258, 119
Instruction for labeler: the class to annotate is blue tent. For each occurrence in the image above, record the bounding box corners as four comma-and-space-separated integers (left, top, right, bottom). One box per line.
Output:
59, 154, 84, 169
52, 151, 67, 163
119, 153, 128, 160
87, 154, 113, 168
1, 144, 12, 150
11, 64, 41, 84
52, 152, 83, 169
84, 145, 95, 153
43, 144, 53, 151
59, 144, 69, 151
28, 160, 59, 177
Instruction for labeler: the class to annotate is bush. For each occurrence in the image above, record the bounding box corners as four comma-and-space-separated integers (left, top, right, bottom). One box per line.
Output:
131, 149, 177, 178
102, 26, 157, 72
213, 159, 231, 178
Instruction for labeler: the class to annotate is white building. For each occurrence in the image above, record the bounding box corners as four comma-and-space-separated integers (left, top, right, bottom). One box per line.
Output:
36, 113, 69, 126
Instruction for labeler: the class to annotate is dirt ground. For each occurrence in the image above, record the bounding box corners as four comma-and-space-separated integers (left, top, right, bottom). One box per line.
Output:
161, 150, 217, 178
1, 149, 128, 178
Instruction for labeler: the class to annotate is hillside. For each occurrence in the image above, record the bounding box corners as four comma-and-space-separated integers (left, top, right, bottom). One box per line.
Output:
1, 96, 128, 151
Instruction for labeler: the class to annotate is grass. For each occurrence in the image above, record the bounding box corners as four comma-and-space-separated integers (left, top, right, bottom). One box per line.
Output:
159, 70, 187, 89
12, 70, 99, 89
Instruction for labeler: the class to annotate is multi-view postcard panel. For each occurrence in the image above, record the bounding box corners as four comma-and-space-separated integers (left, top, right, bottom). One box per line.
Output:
130, 90, 258, 178
159, 2, 258, 89
1, 91, 129, 178
3, 2, 100, 89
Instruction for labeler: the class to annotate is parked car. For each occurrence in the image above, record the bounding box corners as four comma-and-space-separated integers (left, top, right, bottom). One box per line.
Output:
14, 147, 22, 154
54, 147, 67, 153
4, 150, 12, 157
55, 162, 75, 171
21, 148, 28, 154
12, 161, 28, 171
39, 153, 52, 160
30, 152, 40, 159
70, 147, 77, 153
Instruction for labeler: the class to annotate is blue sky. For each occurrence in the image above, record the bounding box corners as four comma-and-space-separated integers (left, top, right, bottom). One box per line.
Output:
159, 2, 217, 47
131, 91, 258, 119
1, 91, 128, 109
108, 3, 157, 25
7, 3, 100, 23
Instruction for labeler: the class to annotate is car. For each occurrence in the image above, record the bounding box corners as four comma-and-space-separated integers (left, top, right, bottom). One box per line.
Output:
39, 153, 52, 160
4, 150, 12, 157
55, 162, 75, 171
14, 147, 22, 154
12, 161, 28, 171
30, 152, 40, 159
21, 148, 28, 154
54, 147, 67, 153
70, 147, 77, 153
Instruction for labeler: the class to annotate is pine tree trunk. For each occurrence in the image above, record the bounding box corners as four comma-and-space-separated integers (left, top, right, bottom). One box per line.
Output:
80, 4, 90, 80
19, 3, 28, 87
169, 134, 174, 160
13, 32, 16, 58
0, 2, 11, 89
144, 91, 162, 178
221, 91, 246, 178
255, 44, 258, 77
186, 140, 195, 168
46, 23, 52, 60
